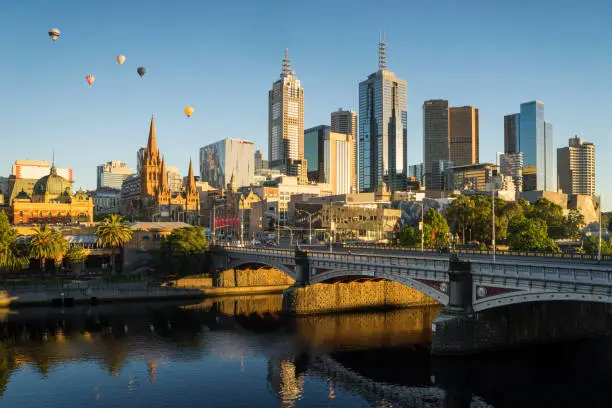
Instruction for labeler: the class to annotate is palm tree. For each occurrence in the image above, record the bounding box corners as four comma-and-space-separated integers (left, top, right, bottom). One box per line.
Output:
28, 224, 68, 272
95, 215, 133, 274
0, 213, 28, 273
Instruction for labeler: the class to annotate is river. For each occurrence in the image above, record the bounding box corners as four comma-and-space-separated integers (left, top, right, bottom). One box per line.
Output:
0, 295, 611, 407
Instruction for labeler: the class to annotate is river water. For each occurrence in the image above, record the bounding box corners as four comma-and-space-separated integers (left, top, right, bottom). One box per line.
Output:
0, 295, 611, 407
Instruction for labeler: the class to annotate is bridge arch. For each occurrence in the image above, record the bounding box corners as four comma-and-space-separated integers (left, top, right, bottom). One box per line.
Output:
226, 259, 298, 282
310, 269, 449, 305
473, 290, 612, 312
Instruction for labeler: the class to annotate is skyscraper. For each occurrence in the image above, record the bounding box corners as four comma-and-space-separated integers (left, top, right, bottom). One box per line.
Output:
449, 106, 479, 167
423, 99, 449, 190
254, 150, 268, 175
557, 135, 595, 196
97, 160, 133, 190
358, 35, 407, 192
516, 101, 554, 191
304, 125, 330, 182
331, 109, 358, 192
504, 114, 519, 154
268, 49, 307, 183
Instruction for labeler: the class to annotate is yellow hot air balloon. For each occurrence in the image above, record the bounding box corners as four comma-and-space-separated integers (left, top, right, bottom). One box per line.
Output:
184, 106, 194, 118
116, 55, 126, 65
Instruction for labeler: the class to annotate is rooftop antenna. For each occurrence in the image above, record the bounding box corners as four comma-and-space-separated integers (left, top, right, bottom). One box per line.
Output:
378, 28, 387, 71
282, 48, 291, 77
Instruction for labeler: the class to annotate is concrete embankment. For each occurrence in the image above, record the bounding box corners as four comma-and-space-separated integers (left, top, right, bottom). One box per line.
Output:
6, 282, 205, 306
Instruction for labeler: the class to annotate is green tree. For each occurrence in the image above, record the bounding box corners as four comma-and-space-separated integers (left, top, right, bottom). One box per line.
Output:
399, 225, 421, 246
566, 209, 585, 240
0, 212, 28, 272
507, 215, 559, 252
423, 209, 450, 248
95, 215, 133, 274
582, 236, 612, 256
157, 227, 209, 275
28, 224, 68, 272
446, 195, 476, 244
66, 246, 87, 275
526, 198, 567, 239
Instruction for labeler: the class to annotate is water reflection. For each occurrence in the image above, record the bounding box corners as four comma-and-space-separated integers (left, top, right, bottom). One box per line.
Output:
0, 297, 611, 407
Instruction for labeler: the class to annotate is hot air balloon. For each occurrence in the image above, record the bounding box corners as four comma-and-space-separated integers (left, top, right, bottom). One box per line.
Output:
48, 28, 60, 41
116, 55, 126, 65
86, 75, 95, 86
137, 67, 146, 78
184, 106, 194, 118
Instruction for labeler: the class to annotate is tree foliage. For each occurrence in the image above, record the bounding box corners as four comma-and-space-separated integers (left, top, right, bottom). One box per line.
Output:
507, 216, 559, 252
28, 224, 68, 272
157, 227, 209, 276
566, 209, 585, 240
398, 225, 421, 247
0, 212, 28, 272
582, 236, 612, 256
423, 209, 450, 248
66, 246, 87, 263
525, 199, 567, 239
95, 215, 133, 274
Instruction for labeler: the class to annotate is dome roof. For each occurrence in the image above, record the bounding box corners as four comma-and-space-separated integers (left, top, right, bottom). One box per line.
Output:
15, 189, 31, 200
34, 166, 71, 196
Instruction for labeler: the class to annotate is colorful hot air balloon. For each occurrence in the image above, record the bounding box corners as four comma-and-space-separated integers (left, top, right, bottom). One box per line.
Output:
184, 106, 194, 118
116, 55, 126, 65
48, 28, 60, 41
86, 75, 95, 86
137, 67, 146, 77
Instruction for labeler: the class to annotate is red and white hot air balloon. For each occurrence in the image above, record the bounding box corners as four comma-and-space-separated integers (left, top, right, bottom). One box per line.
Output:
85, 75, 95, 86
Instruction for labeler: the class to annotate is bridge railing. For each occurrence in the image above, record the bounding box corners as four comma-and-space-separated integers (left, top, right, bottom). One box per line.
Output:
210, 246, 294, 256
306, 250, 449, 270
344, 244, 612, 262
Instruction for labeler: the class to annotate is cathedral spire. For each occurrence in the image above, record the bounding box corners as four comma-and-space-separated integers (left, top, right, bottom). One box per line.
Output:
147, 115, 158, 156
187, 158, 196, 194
159, 156, 169, 192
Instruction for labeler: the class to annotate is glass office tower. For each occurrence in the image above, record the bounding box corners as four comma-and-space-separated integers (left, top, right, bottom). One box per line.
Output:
518, 101, 553, 191
358, 39, 407, 192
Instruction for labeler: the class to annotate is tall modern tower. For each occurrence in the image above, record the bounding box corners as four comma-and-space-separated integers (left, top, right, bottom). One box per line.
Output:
449, 106, 479, 167
557, 135, 595, 196
423, 99, 449, 190
358, 35, 407, 192
331, 109, 358, 192
268, 49, 307, 183
517, 101, 554, 191
504, 113, 520, 154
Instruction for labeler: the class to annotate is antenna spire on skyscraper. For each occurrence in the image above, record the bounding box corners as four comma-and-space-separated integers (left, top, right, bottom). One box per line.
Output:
282, 48, 291, 77
378, 28, 387, 71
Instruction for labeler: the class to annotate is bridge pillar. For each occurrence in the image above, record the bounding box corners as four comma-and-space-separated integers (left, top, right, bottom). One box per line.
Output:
293, 250, 311, 286
431, 254, 476, 355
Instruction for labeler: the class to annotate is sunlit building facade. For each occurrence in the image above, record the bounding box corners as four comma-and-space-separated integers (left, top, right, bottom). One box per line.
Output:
199, 138, 255, 190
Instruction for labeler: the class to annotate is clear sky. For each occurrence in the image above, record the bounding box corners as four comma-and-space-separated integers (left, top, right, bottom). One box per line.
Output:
1, 1, 611, 206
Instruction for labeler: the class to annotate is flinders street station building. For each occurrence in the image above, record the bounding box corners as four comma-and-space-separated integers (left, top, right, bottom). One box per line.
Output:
2, 163, 94, 224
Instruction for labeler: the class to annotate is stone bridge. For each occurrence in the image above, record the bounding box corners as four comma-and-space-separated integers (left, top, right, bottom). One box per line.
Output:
212, 246, 612, 354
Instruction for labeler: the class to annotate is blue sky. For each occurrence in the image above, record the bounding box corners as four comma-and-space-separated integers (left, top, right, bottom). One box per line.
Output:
1, 1, 611, 206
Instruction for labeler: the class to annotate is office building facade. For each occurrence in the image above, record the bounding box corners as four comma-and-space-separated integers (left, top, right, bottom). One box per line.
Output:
504, 113, 519, 154
408, 163, 424, 184
499, 152, 524, 193
268, 49, 307, 183
331, 109, 358, 192
557, 135, 595, 196
254, 150, 268, 175
199, 138, 255, 190
304, 125, 330, 182
449, 106, 479, 167
97, 160, 133, 190
423, 99, 450, 190
358, 38, 407, 192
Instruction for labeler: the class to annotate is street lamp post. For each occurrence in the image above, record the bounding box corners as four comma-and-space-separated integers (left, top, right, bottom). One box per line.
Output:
598, 194, 602, 262
491, 182, 496, 264
211, 203, 225, 245
296, 209, 316, 246
416, 201, 424, 253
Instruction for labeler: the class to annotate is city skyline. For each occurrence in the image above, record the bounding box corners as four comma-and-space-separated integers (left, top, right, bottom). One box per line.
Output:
1, 1, 611, 206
